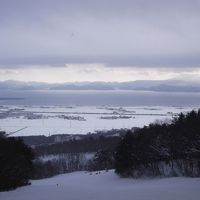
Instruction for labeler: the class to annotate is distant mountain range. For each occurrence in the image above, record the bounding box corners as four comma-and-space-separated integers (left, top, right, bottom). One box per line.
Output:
1, 80, 200, 92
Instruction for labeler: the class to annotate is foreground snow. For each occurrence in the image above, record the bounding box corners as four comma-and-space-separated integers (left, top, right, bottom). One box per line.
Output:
1, 170, 200, 200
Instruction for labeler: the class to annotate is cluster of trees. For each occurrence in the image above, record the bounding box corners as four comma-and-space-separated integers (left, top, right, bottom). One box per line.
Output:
31, 136, 121, 179
32, 153, 92, 179
32, 150, 116, 179
32, 160, 60, 179
87, 150, 115, 171
115, 110, 200, 177
0, 135, 34, 191
15, 129, 126, 179
0, 131, 122, 184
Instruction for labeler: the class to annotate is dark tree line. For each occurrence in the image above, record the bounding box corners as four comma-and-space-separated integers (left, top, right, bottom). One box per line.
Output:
115, 110, 200, 177
35, 136, 121, 156
21, 129, 128, 146
0, 135, 34, 191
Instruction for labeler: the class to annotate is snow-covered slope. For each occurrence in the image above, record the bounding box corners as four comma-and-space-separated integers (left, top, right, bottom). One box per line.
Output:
1, 170, 200, 200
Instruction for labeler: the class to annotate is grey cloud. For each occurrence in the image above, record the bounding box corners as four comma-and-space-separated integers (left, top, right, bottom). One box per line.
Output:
0, 55, 200, 68
0, 0, 200, 68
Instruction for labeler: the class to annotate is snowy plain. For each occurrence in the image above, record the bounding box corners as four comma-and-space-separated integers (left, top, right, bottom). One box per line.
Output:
0, 105, 198, 136
1, 170, 200, 200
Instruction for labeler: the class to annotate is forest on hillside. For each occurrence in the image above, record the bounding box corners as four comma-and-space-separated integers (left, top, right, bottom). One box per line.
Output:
115, 110, 200, 177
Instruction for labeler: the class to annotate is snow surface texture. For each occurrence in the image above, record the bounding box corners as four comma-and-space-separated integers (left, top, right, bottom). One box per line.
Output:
1, 170, 200, 200
0, 105, 198, 136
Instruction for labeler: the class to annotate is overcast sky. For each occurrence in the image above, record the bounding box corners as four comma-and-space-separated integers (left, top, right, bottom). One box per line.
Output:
0, 0, 200, 82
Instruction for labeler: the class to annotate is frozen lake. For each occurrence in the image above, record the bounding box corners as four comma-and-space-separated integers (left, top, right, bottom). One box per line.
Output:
1, 90, 200, 106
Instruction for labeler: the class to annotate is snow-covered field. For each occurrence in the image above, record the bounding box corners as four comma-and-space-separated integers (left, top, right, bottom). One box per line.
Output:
0, 105, 199, 136
1, 170, 200, 200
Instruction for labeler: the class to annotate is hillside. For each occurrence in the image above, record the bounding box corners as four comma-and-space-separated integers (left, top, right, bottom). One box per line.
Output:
1, 170, 200, 200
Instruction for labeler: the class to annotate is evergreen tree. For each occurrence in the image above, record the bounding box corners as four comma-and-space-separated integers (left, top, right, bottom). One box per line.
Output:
0, 135, 34, 191
115, 131, 135, 176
